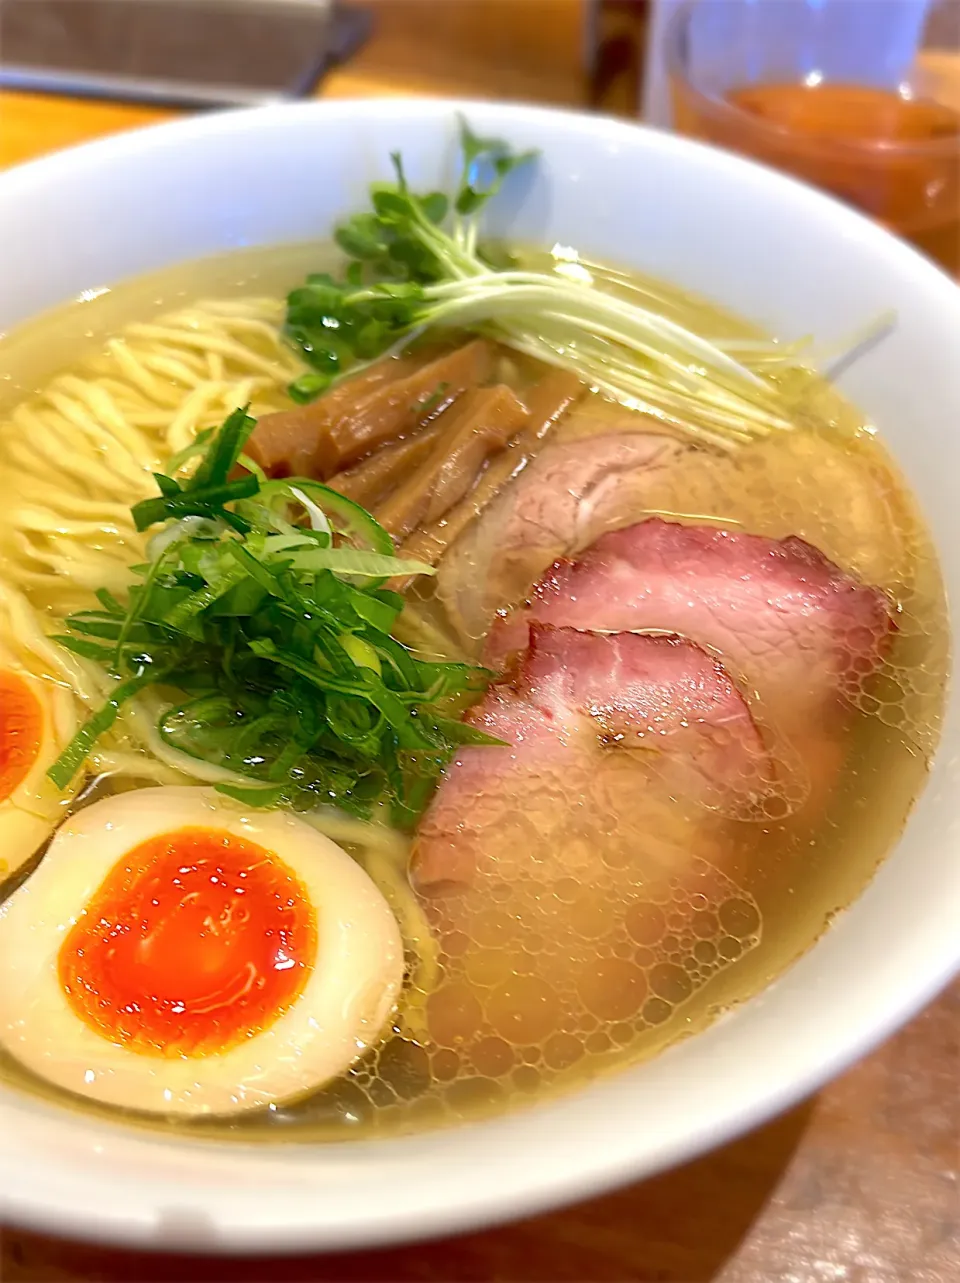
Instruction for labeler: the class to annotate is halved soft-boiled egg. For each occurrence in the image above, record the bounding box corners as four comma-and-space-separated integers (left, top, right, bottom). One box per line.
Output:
0, 786, 404, 1115
0, 647, 77, 880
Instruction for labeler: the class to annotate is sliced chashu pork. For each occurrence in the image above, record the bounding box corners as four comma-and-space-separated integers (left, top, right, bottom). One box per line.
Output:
487, 519, 894, 813
436, 431, 687, 646
414, 623, 771, 892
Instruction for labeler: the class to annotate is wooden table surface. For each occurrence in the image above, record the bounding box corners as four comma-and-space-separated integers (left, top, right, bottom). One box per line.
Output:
1, 3, 958, 1279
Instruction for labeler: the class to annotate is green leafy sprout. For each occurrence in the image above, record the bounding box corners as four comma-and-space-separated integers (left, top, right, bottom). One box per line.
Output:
48, 408, 500, 827
283, 116, 815, 450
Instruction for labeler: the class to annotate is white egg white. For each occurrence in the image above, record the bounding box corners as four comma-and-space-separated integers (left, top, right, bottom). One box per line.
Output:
0, 786, 404, 1116
0, 649, 77, 881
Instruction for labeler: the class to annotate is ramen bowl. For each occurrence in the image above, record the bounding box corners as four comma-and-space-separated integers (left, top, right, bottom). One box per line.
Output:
0, 98, 958, 1253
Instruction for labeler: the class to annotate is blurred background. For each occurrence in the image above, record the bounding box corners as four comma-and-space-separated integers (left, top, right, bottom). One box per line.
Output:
1, 0, 958, 269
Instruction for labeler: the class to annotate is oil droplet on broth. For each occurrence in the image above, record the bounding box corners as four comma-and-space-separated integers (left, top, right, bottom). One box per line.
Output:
487, 975, 560, 1044
577, 958, 648, 1023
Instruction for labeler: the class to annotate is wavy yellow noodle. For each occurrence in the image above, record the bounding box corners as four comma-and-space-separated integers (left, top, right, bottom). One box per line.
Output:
0, 297, 304, 617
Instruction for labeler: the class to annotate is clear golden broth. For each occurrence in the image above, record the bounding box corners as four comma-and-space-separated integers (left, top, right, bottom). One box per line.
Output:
0, 243, 948, 1141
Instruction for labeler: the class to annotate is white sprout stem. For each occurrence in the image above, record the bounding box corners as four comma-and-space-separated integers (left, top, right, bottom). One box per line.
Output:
510, 330, 781, 433
494, 329, 754, 450
510, 326, 781, 435
432, 295, 716, 395
551, 336, 796, 432
424, 273, 773, 391
817, 310, 897, 382
419, 285, 798, 438
493, 312, 793, 428
425, 296, 761, 413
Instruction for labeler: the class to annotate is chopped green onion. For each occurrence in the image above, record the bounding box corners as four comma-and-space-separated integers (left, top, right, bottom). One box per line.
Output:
48, 410, 493, 826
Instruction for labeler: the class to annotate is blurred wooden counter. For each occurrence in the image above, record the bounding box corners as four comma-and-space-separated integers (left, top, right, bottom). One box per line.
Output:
1, 3, 959, 1280
0, 0, 591, 169
5, 985, 958, 1282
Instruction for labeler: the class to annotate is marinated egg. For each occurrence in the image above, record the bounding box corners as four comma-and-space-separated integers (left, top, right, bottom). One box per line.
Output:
0, 645, 76, 880
0, 786, 404, 1115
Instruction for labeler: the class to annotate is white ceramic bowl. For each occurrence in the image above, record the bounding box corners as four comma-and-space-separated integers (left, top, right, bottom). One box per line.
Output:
0, 98, 958, 1255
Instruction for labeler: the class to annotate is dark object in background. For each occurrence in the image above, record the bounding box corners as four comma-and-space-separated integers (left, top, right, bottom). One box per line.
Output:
0, 0, 371, 108
585, 0, 648, 116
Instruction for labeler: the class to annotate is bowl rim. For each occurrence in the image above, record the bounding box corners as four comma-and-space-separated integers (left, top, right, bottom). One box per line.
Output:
1, 95, 959, 1257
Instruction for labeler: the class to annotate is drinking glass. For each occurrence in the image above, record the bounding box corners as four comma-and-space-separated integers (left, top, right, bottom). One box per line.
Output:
665, 0, 960, 274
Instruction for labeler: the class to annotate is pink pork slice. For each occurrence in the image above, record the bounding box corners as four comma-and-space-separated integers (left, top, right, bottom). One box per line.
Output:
488, 518, 893, 715
414, 623, 771, 891
436, 431, 686, 645
486, 519, 894, 811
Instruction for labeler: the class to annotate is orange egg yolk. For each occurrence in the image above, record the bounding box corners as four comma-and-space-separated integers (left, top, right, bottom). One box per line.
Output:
0, 669, 43, 802
58, 827, 317, 1058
